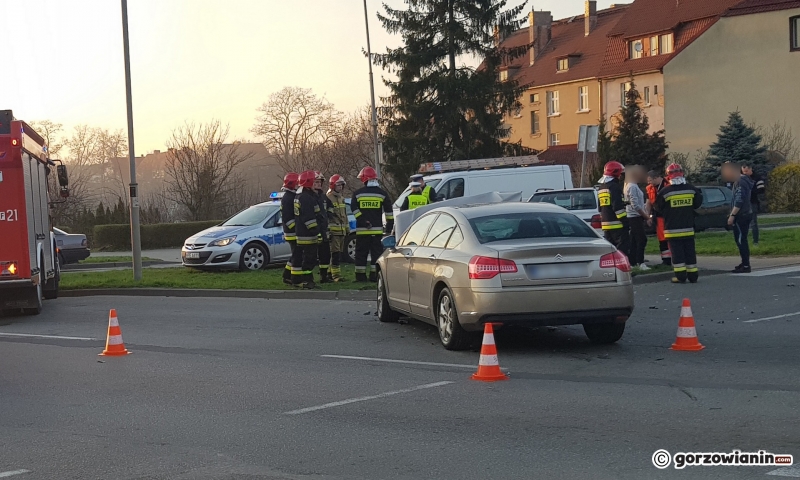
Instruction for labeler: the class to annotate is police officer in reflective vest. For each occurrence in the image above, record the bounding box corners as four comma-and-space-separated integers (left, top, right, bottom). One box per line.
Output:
280, 172, 299, 285
292, 171, 321, 289
326, 174, 350, 282
400, 181, 429, 211
654, 163, 703, 284
410, 174, 435, 204
597, 161, 630, 257
350, 166, 394, 282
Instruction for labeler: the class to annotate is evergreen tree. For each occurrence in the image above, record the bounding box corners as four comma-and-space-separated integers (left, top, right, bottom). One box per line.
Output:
95, 202, 107, 225
610, 81, 667, 173
701, 111, 768, 184
375, 0, 532, 185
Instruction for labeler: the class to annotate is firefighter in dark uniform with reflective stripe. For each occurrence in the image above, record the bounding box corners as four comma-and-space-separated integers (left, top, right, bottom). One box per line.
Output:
654, 163, 703, 284
646, 170, 672, 266
292, 171, 321, 289
350, 166, 394, 282
280, 172, 299, 285
326, 174, 349, 282
312, 171, 332, 283
597, 161, 630, 258
410, 174, 436, 204
400, 181, 429, 211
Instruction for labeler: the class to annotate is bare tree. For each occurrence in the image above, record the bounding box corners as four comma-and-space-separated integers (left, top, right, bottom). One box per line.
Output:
755, 121, 799, 165
251, 87, 343, 172
164, 121, 253, 221
29, 120, 66, 158
95, 129, 129, 205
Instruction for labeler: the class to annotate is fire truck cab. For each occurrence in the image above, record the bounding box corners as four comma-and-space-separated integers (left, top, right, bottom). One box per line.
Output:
0, 110, 70, 315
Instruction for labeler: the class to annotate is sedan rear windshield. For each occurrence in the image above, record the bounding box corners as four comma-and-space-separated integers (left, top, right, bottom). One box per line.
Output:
222, 206, 277, 227
530, 191, 597, 210
468, 212, 597, 244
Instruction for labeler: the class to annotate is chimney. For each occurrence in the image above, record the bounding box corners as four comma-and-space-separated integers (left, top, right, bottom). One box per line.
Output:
529, 9, 553, 65
585, 1, 597, 36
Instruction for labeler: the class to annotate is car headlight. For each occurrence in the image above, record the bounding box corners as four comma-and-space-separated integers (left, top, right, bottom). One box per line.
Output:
208, 236, 237, 247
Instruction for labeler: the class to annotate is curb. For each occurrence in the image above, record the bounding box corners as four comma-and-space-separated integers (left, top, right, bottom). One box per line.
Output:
59, 287, 376, 302
62, 261, 178, 271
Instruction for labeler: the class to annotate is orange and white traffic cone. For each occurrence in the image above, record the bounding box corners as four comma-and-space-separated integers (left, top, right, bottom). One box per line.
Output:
99, 309, 131, 356
671, 298, 704, 351
471, 323, 508, 382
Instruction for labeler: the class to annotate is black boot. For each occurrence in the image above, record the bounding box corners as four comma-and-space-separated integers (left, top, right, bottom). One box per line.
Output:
355, 272, 368, 282
282, 266, 292, 285
319, 268, 330, 284
369, 272, 377, 282
302, 273, 319, 289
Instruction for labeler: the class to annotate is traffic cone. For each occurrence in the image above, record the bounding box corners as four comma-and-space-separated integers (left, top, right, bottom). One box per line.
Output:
99, 309, 131, 356
471, 323, 508, 382
671, 298, 704, 351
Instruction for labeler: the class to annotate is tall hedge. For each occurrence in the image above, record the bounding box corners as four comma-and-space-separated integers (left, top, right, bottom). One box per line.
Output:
93, 220, 222, 250
767, 164, 800, 213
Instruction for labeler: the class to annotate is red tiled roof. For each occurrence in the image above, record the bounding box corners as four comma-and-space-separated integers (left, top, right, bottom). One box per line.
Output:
607, 0, 743, 39
499, 6, 628, 89
538, 144, 598, 169
724, 0, 800, 16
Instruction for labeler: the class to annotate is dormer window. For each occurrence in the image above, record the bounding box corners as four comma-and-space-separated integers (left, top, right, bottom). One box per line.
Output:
630, 40, 644, 59
557, 58, 569, 72
629, 33, 674, 59
499, 70, 508, 82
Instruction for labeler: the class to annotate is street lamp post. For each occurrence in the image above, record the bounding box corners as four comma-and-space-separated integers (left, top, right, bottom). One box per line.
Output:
121, 0, 142, 281
363, 0, 381, 179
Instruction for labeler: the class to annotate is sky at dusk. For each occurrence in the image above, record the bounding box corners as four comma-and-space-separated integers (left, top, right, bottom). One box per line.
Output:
0, 0, 615, 156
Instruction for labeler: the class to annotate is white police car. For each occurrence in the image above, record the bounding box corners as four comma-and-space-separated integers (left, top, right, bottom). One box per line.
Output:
182, 193, 291, 271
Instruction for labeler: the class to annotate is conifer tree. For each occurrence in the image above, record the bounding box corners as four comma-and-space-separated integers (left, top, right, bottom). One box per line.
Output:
701, 111, 768, 183
611, 81, 667, 173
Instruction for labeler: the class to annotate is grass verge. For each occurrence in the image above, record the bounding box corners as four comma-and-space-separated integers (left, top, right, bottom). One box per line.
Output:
645, 227, 800, 257
758, 215, 800, 226
60, 264, 374, 291
80, 256, 157, 264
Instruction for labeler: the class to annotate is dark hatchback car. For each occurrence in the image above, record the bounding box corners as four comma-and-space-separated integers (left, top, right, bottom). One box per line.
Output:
646, 185, 732, 234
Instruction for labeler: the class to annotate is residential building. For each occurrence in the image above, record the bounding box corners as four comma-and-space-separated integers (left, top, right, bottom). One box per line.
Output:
664, 0, 800, 155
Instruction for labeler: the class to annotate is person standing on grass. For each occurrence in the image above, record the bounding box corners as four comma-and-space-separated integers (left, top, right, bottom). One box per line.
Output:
742, 163, 765, 247
624, 165, 651, 269
645, 170, 671, 266
724, 162, 755, 273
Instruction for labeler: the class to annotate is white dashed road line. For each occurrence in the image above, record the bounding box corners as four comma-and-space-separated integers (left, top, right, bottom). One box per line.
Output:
733, 266, 800, 277
767, 466, 800, 477
284, 381, 454, 415
744, 311, 800, 324
0, 333, 97, 341
321, 354, 483, 370
0, 470, 31, 478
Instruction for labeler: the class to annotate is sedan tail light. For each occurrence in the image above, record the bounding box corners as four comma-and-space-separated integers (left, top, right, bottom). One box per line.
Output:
590, 214, 602, 229
468, 256, 518, 279
600, 251, 631, 273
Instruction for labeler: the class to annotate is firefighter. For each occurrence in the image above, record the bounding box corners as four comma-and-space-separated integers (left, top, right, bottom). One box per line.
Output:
280, 172, 299, 285
410, 174, 436, 203
645, 169, 672, 266
350, 166, 394, 282
312, 171, 332, 283
597, 161, 630, 258
292, 171, 321, 289
400, 181, 429, 211
326, 174, 350, 282
654, 163, 703, 284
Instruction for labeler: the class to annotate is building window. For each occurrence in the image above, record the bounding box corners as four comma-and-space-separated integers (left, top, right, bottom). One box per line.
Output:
659, 33, 673, 54
499, 70, 508, 82
644, 87, 651, 106
547, 91, 560, 116
650, 36, 659, 56
620, 82, 632, 105
530, 93, 540, 104
792, 16, 800, 51
530, 111, 540, 134
629, 40, 644, 59
550, 133, 560, 146
512, 106, 522, 118
578, 86, 589, 112
557, 58, 569, 71
654, 85, 658, 95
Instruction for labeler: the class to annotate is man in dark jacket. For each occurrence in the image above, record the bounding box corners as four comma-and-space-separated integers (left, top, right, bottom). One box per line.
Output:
293, 171, 321, 289
597, 161, 630, 257
351, 166, 394, 282
724, 162, 755, 273
654, 164, 703, 284
742, 164, 765, 246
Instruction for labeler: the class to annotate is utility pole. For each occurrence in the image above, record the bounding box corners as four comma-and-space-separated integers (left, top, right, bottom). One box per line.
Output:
121, 0, 142, 281
363, 0, 381, 179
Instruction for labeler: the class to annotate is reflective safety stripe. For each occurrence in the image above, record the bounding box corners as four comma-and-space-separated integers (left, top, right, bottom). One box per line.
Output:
353, 209, 362, 218
297, 236, 318, 245
329, 225, 346, 232
385, 214, 394, 220
356, 193, 386, 200
664, 228, 694, 238
354, 266, 367, 273
615, 209, 627, 218
662, 189, 696, 199
285, 219, 296, 228
686, 264, 698, 273
107, 334, 123, 345
314, 205, 320, 212
676, 326, 697, 338
356, 229, 383, 235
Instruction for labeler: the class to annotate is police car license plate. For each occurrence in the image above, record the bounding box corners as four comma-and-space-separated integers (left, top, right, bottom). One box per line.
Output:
185, 252, 200, 259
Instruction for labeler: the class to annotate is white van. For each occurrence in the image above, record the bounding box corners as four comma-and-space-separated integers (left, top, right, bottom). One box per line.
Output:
392, 163, 573, 213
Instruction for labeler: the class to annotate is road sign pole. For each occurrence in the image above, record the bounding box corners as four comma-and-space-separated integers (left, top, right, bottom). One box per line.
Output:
363, 0, 381, 179
121, 0, 142, 281
580, 147, 588, 188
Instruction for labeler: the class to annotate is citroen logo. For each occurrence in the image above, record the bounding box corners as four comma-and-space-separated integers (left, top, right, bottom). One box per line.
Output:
555, 254, 563, 261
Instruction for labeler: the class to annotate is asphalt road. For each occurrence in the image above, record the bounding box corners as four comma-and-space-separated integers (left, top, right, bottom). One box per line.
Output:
2, 267, 800, 479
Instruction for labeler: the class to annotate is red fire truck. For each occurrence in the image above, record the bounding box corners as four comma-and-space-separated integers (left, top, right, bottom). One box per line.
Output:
0, 110, 70, 315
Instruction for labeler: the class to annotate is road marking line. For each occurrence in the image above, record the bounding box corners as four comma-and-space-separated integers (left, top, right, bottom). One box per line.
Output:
0, 470, 31, 478
321, 354, 480, 370
767, 466, 800, 477
733, 266, 800, 277
284, 381, 454, 415
0, 333, 97, 341
744, 311, 800, 324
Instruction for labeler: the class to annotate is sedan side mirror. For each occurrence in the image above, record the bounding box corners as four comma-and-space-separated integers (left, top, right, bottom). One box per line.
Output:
382, 236, 397, 250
